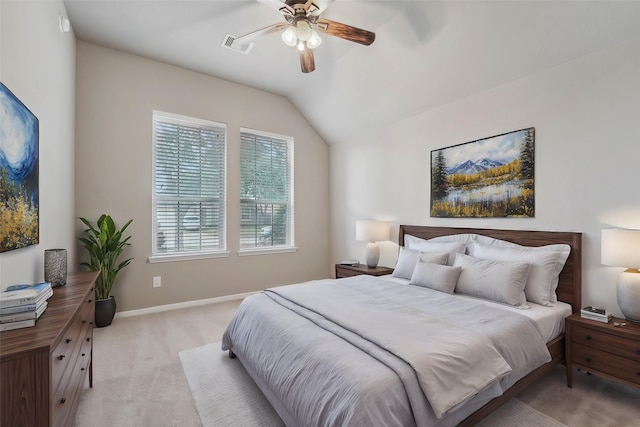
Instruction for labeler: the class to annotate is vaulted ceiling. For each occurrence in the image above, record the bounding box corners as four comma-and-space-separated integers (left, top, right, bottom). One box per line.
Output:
64, 0, 640, 145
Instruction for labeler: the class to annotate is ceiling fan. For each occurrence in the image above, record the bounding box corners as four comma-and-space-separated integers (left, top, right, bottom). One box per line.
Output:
223, 0, 375, 73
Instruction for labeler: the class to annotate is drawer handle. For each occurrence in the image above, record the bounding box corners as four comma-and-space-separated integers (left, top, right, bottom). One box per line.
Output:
86, 337, 91, 342
58, 354, 65, 360
81, 367, 86, 371
82, 353, 86, 357
586, 357, 591, 363
66, 338, 72, 343
82, 320, 86, 324
60, 398, 66, 404
585, 335, 591, 340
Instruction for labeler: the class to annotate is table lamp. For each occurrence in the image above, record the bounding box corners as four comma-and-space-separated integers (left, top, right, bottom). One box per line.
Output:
355, 220, 389, 268
601, 228, 640, 324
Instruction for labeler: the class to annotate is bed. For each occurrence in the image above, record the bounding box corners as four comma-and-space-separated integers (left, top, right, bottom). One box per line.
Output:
222, 225, 582, 426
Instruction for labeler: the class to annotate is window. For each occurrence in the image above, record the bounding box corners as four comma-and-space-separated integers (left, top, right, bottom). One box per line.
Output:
151, 111, 227, 261
239, 128, 294, 253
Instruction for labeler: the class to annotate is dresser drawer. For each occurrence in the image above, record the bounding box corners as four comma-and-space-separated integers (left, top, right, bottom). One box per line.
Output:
51, 310, 87, 388
52, 351, 89, 427
572, 343, 640, 386
572, 324, 640, 362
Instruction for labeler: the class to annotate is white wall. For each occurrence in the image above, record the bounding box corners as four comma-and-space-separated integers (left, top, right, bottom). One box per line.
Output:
75, 42, 330, 312
330, 38, 640, 317
0, 1, 76, 289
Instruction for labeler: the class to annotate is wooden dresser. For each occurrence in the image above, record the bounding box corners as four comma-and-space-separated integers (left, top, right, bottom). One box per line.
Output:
0, 271, 98, 427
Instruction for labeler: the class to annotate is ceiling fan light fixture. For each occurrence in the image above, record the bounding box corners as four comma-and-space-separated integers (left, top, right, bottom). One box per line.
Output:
281, 26, 297, 47
297, 40, 306, 52
296, 20, 312, 41
307, 29, 322, 49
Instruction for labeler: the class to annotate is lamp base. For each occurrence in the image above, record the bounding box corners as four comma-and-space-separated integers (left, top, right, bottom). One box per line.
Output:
365, 242, 380, 268
617, 269, 640, 324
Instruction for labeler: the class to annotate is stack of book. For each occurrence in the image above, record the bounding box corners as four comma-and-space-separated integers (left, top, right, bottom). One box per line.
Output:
580, 306, 612, 323
0, 282, 53, 331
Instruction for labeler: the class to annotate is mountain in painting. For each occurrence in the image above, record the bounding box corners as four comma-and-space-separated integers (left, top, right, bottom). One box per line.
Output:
446, 158, 504, 175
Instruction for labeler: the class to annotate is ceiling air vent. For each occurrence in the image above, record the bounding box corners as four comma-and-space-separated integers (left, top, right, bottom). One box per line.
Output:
221, 34, 253, 55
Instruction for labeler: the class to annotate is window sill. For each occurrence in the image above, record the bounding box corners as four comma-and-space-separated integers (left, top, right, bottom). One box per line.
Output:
148, 251, 230, 263
237, 246, 298, 257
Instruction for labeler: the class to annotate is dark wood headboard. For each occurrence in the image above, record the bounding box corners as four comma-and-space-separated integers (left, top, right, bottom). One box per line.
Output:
398, 225, 582, 313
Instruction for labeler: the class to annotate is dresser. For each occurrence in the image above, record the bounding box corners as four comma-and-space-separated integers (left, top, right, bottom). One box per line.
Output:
565, 313, 640, 390
0, 271, 98, 427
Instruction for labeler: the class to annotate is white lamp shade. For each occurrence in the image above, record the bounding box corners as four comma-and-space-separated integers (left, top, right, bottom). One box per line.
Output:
356, 220, 389, 242
601, 229, 640, 268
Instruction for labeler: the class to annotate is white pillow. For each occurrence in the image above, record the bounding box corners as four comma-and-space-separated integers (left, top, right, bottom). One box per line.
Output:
469, 239, 570, 305
410, 261, 462, 294
404, 235, 466, 266
392, 247, 448, 280
453, 253, 530, 308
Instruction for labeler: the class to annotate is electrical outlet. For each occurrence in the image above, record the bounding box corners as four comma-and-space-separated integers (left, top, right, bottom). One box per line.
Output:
153, 276, 161, 288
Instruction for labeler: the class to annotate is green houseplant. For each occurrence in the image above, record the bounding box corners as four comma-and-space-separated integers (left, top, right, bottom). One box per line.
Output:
79, 214, 133, 327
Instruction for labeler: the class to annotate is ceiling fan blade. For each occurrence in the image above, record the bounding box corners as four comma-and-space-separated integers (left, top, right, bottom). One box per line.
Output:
231, 22, 287, 46
299, 48, 315, 73
306, 0, 335, 15
256, 0, 295, 17
316, 19, 375, 46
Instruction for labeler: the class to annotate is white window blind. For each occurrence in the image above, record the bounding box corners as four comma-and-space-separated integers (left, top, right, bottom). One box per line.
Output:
239, 128, 294, 250
152, 112, 226, 257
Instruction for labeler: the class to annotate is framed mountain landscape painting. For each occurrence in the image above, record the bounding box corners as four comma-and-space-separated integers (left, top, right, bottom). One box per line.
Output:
430, 127, 534, 218
0, 82, 39, 252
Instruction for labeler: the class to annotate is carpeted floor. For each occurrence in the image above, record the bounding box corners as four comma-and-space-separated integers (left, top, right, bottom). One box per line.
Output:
179, 342, 567, 427
75, 298, 640, 426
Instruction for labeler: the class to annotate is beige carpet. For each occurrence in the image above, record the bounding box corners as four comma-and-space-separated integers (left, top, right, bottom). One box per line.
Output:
179, 342, 567, 427
75, 298, 640, 426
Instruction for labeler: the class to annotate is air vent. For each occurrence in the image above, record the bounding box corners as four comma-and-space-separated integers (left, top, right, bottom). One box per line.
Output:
221, 34, 253, 54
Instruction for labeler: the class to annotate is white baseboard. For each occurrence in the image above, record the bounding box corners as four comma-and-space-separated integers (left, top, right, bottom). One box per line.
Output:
114, 291, 257, 319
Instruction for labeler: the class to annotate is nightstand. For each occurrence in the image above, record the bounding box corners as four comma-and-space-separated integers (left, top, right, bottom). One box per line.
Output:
565, 313, 640, 390
335, 264, 394, 279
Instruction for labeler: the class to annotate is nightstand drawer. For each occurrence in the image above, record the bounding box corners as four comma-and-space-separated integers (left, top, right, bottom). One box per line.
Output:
337, 268, 363, 278
572, 343, 640, 386
573, 325, 640, 362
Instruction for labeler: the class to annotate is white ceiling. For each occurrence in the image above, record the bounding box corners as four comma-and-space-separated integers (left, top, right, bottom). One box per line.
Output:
63, 0, 640, 145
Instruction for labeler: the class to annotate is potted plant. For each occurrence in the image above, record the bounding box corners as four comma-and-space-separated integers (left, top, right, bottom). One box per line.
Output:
79, 214, 133, 327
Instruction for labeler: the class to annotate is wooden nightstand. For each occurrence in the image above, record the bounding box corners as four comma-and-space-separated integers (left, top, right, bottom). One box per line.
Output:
565, 313, 640, 390
335, 264, 394, 279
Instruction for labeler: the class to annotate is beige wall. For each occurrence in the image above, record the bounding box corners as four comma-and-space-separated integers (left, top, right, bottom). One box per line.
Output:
75, 41, 330, 311
330, 38, 640, 318
0, 1, 77, 289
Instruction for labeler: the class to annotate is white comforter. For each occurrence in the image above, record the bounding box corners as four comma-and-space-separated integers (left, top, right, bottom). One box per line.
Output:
222, 275, 551, 426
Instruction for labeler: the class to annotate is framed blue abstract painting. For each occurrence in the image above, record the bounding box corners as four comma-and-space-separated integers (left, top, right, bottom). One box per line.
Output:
0, 82, 39, 252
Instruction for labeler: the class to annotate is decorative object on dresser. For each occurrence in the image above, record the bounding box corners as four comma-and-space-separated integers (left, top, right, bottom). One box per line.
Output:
565, 313, 640, 391
355, 220, 390, 268
601, 228, 640, 324
79, 214, 133, 327
0, 281, 53, 330
335, 263, 393, 279
0, 271, 98, 427
45, 248, 68, 287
